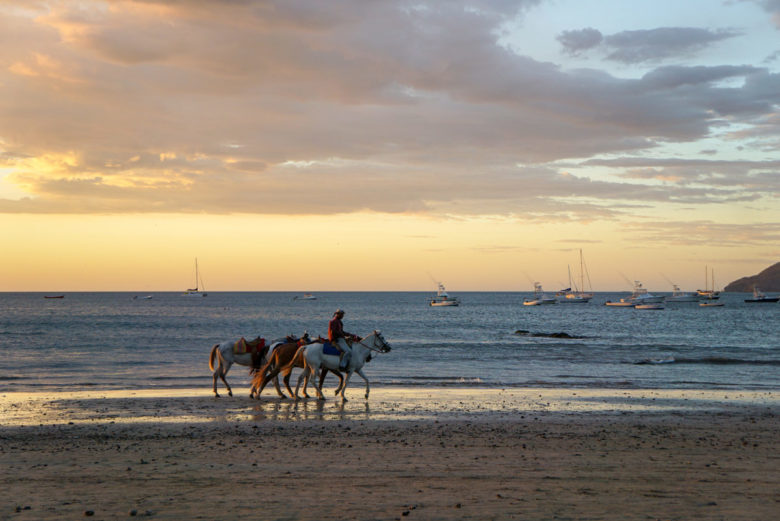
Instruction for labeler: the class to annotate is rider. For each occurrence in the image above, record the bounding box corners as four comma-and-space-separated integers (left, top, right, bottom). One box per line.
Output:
328, 309, 357, 369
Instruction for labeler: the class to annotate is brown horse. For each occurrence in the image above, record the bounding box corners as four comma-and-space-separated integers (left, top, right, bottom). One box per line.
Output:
250, 338, 344, 399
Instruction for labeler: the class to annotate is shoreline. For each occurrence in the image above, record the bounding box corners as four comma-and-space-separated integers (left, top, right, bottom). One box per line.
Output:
3, 387, 779, 426
2, 388, 779, 520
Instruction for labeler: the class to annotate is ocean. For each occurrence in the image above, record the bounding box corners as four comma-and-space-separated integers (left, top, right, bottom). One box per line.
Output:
1, 291, 778, 393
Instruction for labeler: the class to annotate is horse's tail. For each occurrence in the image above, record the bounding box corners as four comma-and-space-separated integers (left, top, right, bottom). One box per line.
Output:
251, 353, 275, 384
208, 344, 220, 372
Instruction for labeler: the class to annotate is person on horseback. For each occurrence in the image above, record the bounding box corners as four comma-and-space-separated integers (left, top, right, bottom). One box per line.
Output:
328, 309, 357, 370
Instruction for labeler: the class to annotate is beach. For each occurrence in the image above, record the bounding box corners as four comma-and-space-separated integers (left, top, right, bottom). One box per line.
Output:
1, 388, 778, 520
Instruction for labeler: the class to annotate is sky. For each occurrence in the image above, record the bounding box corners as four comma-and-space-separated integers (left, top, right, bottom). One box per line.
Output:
1, 0, 778, 292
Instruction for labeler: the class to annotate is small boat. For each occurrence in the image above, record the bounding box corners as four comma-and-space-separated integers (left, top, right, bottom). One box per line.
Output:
635, 303, 664, 310
628, 281, 664, 304
699, 299, 724, 307
294, 293, 317, 301
183, 258, 208, 297
524, 283, 557, 306
744, 287, 779, 303
604, 299, 635, 307
133, 295, 153, 300
665, 284, 700, 303
44, 295, 65, 299
430, 283, 460, 307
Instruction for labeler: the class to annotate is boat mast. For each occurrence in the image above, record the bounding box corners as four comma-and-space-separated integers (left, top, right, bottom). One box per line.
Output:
194, 258, 199, 291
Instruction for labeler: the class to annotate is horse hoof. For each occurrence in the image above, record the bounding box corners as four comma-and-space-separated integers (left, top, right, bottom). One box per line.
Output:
228, 391, 233, 397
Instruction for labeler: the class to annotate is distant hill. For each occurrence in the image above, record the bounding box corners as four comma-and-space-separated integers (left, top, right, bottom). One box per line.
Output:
724, 262, 780, 292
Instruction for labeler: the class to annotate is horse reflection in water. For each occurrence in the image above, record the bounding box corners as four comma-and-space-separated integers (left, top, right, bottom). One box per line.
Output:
250, 398, 372, 422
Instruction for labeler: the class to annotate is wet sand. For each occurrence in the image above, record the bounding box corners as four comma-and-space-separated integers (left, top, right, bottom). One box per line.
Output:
1, 387, 778, 520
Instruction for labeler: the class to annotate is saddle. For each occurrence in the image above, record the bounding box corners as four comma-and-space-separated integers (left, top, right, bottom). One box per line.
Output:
233, 337, 266, 355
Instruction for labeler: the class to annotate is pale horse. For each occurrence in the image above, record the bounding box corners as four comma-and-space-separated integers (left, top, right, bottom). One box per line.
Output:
208, 333, 307, 397
289, 330, 392, 401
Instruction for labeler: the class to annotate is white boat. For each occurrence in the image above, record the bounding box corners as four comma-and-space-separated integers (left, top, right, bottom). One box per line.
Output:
665, 284, 700, 303
635, 303, 664, 310
699, 299, 724, 307
628, 281, 664, 304
430, 283, 460, 306
524, 283, 557, 306
744, 287, 779, 303
183, 258, 208, 297
557, 249, 593, 303
294, 293, 317, 300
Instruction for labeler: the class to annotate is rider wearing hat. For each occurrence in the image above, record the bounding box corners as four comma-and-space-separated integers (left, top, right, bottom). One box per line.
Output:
328, 309, 357, 369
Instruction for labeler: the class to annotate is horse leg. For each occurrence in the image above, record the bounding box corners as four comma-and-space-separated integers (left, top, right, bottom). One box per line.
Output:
256, 366, 281, 398
356, 368, 370, 399
217, 352, 233, 397
294, 369, 306, 400
283, 370, 296, 399
318, 368, 328, 395
272, 373, 286, 398
339, 371, 354, 402
330, 369, 345, 396
212, 370, 220, 398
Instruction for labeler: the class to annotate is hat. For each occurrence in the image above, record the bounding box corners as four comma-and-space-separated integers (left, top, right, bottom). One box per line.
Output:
334, 309, 345, 316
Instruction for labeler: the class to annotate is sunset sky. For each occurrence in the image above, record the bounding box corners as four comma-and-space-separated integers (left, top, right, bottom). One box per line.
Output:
1, 0, 778, 292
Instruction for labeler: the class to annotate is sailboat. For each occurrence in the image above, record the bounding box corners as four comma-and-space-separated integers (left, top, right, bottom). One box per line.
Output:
183, 258, 208, 297
558, 249, 593, 303
697, 266, 720, 300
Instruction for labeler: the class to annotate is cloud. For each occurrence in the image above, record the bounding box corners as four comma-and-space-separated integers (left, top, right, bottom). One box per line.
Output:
557, 28, 603, 55
558, 26, 741, 63
0, 0, 777, 226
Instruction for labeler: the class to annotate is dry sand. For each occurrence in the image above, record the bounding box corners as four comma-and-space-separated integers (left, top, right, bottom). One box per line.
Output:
1, 387, 778, 520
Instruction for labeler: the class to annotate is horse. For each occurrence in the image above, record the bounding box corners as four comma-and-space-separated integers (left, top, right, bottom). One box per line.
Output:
285, 330, 391, 402
249, 338, 345, 399
208, 334, 304, 397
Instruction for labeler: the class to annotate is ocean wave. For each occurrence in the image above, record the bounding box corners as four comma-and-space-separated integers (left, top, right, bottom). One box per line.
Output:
635, 357, 780, 366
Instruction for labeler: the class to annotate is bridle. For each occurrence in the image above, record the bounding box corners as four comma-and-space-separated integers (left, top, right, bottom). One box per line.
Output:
352, 333, 391, 354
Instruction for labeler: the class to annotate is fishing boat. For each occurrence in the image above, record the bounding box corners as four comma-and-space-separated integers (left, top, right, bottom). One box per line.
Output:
294, 293, 317, 301
524, 283, 557, 306
183, 258, 208, 297
744, 287, 779, 303
665, 284, 700, 303
628, 281, 664, 304
430, 283, 460, 306
557, 249, 593, 303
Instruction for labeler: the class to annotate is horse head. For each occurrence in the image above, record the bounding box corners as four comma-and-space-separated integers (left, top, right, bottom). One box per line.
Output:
368, 329, 392, 353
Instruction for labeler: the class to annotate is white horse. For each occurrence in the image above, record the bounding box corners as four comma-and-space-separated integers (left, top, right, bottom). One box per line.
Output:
209, 334, 306, 397
289, 330, 391, 401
